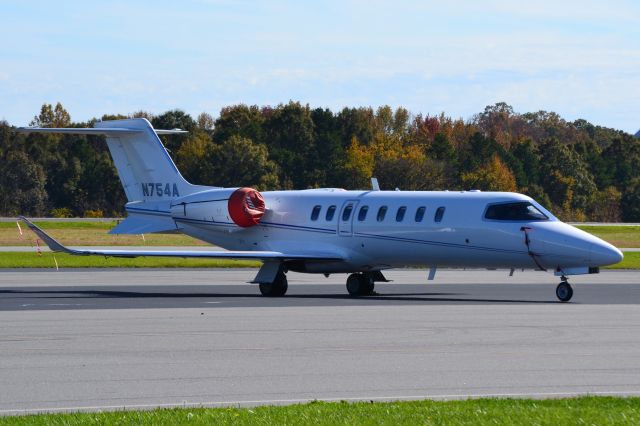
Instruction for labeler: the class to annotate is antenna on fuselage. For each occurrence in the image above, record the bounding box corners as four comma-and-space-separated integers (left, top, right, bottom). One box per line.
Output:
371, 177, 380, 191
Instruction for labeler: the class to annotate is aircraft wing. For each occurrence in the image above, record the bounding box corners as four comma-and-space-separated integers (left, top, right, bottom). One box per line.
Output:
19, 217, 343, 262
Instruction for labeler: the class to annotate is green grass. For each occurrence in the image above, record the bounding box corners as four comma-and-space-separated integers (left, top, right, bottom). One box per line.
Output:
0, 252, 260, 268
2, 221, 207, 246
576, 225, 640, 248
0, 220, 116, 230
3, 221, 640, 247
2, 397, 640, 425
604, 251, 640, 269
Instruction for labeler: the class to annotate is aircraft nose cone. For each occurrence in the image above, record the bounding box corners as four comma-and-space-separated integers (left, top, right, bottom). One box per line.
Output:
591, 242, 624, 266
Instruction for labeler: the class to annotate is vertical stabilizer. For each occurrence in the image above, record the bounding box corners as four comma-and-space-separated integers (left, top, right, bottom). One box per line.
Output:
18, 118, 213, 234
95, 118, 209, 202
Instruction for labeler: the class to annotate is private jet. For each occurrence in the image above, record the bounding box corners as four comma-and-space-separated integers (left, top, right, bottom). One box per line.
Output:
18, 118, 623, 301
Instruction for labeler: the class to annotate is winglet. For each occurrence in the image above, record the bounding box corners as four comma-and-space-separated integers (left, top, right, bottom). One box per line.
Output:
19, 216, 77, 254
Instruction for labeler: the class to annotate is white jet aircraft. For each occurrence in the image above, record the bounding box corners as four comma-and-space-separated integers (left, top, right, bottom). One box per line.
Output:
18, 118, 623, 301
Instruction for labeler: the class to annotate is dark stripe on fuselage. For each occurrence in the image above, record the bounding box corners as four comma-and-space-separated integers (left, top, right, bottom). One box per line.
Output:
173, 214, 527, 256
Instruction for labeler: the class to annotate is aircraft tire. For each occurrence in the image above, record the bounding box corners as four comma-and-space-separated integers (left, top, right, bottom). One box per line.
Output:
259, 272, 288, 297
361, 274, 375, 295
556, 282, 573, 302
346, 273, 363, 296
346, 273, 374, 296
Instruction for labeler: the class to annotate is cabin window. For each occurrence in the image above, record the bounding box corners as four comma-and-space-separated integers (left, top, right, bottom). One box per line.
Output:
342, 204, 354, 221
326, 205, 337, 221
434, 206, 446, 222
484, 202, 548, 221
377, 206, 388, 222
415, 206, 426, 222
396, 206, 407, 222
310, 205, 321, 221
358, 205, 369, 221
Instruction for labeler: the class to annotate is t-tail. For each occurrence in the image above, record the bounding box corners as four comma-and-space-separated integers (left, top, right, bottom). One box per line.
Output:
17, 118, 213, 234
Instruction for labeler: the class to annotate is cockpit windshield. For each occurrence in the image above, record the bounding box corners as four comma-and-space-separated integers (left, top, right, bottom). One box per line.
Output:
484, 202, 549, 221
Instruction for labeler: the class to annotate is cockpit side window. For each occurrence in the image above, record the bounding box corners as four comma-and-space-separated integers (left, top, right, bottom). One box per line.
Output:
484, 202, 549, 221
434, 206, 445, 222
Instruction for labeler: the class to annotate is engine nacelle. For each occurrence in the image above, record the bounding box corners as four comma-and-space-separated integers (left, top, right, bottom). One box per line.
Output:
171, 187, 266, 228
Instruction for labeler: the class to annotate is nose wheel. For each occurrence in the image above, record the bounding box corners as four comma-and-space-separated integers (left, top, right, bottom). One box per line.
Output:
556, 277, 573, 302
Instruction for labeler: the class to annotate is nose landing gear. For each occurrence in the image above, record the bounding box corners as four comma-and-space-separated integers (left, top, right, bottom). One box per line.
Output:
556, 276, 573, 302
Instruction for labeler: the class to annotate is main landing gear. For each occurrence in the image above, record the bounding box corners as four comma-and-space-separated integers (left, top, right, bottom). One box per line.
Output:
555, 276, 573, 302
346, 273, 375, 296
259, 270, 288, 297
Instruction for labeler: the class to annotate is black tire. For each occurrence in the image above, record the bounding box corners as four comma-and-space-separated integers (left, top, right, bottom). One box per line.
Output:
556, 282, 573, 302
346, 273, 363, 296
346, 273, 375, 296
361, 274, 375, 295
259, 272, 288, 297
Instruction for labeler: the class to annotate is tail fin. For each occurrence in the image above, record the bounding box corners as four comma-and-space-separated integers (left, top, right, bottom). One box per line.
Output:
18, 118, 213, 233
96, 118, 210, 202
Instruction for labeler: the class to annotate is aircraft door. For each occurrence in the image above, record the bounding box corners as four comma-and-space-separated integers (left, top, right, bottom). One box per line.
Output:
338, 200, 359, 236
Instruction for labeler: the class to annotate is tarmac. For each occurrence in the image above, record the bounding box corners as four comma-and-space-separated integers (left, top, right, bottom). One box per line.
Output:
1, 269, 640, 414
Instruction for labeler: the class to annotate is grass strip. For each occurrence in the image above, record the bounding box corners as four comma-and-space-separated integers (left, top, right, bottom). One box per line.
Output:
576, 225, 640, 248
604, 251, 640, 269
3, 222, 640, 247
0, 252, 260, 268
0, 221, 116, 230
1, 397, 640, 425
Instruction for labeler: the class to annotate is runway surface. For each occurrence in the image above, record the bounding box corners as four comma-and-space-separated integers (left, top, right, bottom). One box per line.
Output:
1, 269, 639, 414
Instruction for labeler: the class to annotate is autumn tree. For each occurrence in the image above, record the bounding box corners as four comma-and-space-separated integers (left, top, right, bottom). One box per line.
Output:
196, 112, 215, 131
263, 102, 318, 188
152, 109, 196, 153
212, 104, 264, 145
0, 150, 48, 215
175, 131, 214, 184
461, 154, 517, 192
30, 102, 71, 128
200, 135, 278, 190
621, 179, 640, 221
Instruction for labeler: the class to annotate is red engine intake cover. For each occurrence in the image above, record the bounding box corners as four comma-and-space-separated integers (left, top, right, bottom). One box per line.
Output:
227, 187, 266, 227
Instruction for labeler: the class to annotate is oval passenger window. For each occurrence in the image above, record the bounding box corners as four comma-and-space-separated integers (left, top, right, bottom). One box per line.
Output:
326, 205, 336, 221
310, 205, 321, 221
377, 206, 388, 222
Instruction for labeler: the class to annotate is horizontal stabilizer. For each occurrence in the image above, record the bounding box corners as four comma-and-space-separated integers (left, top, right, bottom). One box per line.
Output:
16, 127, 188, 136
19, 217, 344, 262
17, 127, 143, 135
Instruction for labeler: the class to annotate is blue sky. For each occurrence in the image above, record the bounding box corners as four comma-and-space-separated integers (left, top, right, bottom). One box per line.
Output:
1, 0, 639, 132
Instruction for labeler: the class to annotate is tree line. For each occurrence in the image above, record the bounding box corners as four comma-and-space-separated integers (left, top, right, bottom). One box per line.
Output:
1, 101, 639, 221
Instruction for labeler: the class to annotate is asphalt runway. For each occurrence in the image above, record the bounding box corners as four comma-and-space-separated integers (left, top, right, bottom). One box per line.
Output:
1, 269, 639, 414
